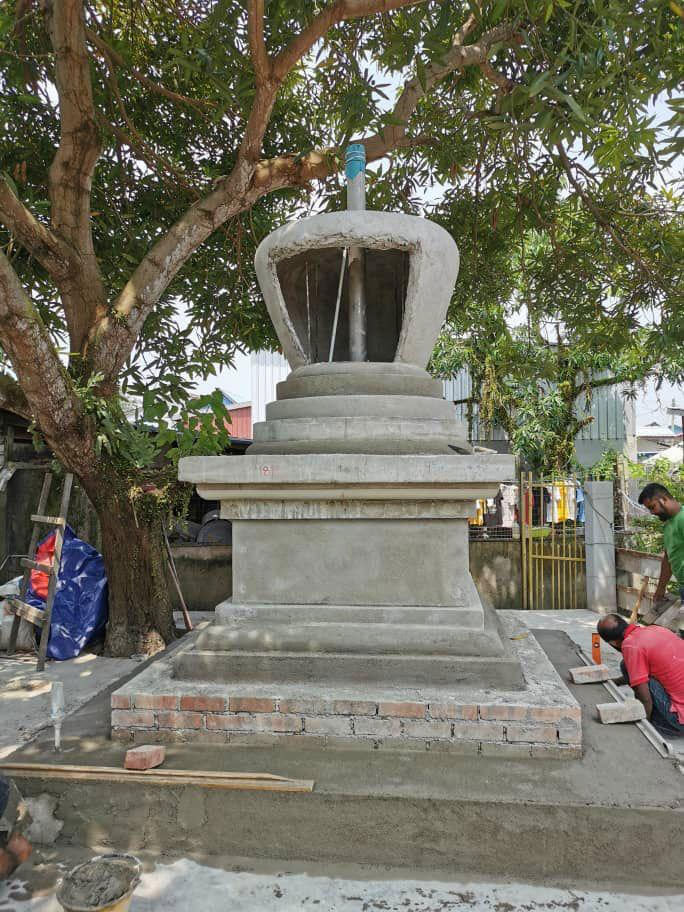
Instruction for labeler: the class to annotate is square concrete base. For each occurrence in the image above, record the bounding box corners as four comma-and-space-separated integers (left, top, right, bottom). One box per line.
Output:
111, 616, 581, 758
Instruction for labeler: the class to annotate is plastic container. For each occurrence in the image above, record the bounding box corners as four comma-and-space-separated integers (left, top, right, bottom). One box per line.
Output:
56, 854, 141, 912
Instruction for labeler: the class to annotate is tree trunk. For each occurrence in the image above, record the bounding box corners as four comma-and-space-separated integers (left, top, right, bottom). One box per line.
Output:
86, 478, 176, 657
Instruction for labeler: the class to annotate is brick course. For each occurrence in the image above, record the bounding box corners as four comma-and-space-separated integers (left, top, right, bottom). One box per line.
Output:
110, 687, 581, 756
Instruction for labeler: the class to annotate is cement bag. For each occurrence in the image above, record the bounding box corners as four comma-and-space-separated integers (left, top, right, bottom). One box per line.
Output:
0, 576, 35, 651
24, 526, 108, 660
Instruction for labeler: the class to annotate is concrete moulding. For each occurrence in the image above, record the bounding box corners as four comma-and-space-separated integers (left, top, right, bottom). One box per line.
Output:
265, 394, 458, 421
179, 453, 516, 488
215, 500, 480, 521
254, 211, 459, 370
214, 601, 485, 628
277, 370, 444, 400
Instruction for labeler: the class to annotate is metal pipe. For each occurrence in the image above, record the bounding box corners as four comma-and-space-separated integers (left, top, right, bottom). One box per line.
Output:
346, 143, 367, 361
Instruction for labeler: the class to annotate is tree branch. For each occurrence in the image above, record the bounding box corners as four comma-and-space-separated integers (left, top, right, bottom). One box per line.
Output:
0, 176, 74, 280
0, 249, 96, 472
255, 19, 513, 183
85, 28, 215, 115
555, 143, 659, 285
479, 60, 516, 93
248, 1, 270, 85
272, 0, 430, 81
0, 371, 31, 421
94, 42, 197, 191
48, 0, 107, 353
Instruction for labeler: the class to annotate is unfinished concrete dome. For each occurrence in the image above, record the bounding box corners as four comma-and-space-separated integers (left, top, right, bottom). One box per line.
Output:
249, 211, 468, 456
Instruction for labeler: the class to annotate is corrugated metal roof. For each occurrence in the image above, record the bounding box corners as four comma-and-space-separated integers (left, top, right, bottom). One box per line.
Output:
443, 368, 634, 444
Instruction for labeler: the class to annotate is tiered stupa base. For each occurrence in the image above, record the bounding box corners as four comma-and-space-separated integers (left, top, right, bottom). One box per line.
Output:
112, 450, 582, 758
111, 612, 581, 757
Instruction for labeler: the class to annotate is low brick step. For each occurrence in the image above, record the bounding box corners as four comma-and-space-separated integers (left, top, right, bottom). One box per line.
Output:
195, 622, 503, 657
173, 649, 524, 689
215, 602, 484, 629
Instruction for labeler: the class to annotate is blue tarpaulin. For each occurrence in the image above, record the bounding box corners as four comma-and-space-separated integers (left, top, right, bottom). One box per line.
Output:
25, 526, 109, 660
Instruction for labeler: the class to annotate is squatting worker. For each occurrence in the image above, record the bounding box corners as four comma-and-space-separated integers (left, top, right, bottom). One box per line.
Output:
597, 614, 684, 737
637, 483, 684, 607
0, 775, 32, 879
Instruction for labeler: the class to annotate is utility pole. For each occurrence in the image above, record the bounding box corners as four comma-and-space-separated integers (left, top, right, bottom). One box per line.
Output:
666, 405, 684, 467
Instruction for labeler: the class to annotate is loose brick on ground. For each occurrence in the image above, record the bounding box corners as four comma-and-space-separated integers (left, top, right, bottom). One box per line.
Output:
569, 664, 612, 684
124, 744, 166, 770
596, 700, 646, 724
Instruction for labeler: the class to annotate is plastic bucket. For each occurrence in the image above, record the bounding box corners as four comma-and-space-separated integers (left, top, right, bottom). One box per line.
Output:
56, 854, 141, 912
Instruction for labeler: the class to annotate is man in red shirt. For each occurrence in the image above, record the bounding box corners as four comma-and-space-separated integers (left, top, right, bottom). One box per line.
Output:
597, 614, 684, 737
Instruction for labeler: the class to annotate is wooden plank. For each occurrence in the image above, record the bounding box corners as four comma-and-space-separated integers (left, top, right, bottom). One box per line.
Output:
30, 514, 66, 526
19, 557, 54, 574
37, 473, 72, 672
1, 763, 314, 793
615, 548, 663, 578
7, 597, 44, 627
4, 763, 293, 782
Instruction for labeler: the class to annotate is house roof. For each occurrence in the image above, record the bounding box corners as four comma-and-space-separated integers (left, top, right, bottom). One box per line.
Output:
644, 442, 684, 465
636, 424, 681, 438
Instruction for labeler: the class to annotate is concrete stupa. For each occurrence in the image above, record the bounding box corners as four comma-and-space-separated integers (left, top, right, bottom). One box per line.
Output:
111, 146, 581, 757
176, 144, 522, 690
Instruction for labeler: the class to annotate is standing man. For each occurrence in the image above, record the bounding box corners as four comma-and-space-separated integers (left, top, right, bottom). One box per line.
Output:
637, 483, 684, 606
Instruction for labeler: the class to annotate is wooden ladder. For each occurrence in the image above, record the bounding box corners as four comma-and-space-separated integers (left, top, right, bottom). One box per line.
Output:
6, 472, 73, 671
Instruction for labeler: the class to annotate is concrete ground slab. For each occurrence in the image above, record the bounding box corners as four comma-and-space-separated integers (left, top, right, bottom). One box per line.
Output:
4, 850, 683, 911
3, 631, 682, 889
0, 652, 140, 760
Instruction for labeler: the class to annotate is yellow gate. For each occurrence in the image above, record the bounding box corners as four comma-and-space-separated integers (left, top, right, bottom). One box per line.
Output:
521, 472, 586, 611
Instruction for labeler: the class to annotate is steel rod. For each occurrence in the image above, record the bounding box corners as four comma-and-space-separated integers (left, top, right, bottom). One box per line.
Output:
328, 248, 348, 362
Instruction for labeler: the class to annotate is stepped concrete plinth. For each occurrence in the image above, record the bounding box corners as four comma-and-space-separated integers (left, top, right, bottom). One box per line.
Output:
112, 150, 582, 755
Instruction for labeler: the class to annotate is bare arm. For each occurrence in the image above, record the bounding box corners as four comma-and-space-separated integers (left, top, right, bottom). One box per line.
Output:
632, 682, 653, 719
653, 552, 672, 602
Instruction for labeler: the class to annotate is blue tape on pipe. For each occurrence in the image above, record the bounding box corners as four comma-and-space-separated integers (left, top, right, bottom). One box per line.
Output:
345, 143, 366, 180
